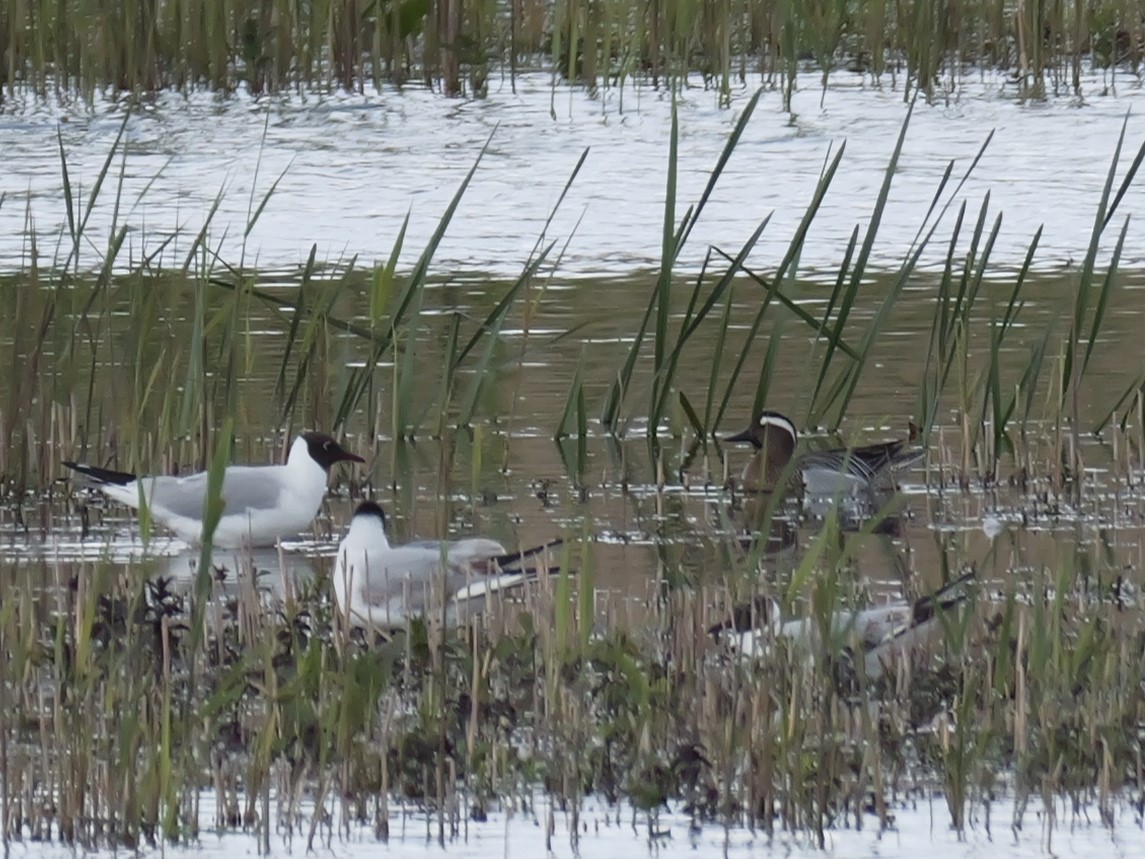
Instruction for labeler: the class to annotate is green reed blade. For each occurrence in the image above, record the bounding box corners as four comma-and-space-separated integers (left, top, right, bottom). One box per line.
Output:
62, 109, 131, 271
56, 126, 77, 267
1094, 371, 1145, 433
771, 141, 847, 295
1101, 118, 1145, 233
334, 127, 497, 429
1065, 115, 1128, 400
678, 391, 704, 438
650, 218, 770, 428
711, 143, 848, 430
711, 246, 859, 363
675, 215, 772, 349
209, 276, 376, 341
999, 225, 1042, 339
830, 121, 992, 428
180, 185, 228, 272
456, 243, 554, 367
841, 101, 915, 289
276, 244, 316, 402
930, 202, 965, 363
575, 382, 587, 440
649, 101, 679, 435
676, 248, 714, 344
456, 326, 502, 428
1082, 215, 1128, 376
809, 225, 859, 411
435, 313, 462, 437
924, 203, 966, 411
282, 256, 363, 425
957, 194, 996, 322
179, 250, 209, 436
604, 91, 756, 433
244, 158, 294, 239
191, 420, 233, 651
748, 277, 793, 421
675, 87, 761, 253
554, 346, 588, 440
372, 211, 410, 326
988, 316, 1006, 465
911, 158, 956, 250
526, 147, 589, 263
817, 221, 858, 336
394, 286, 428, 438
1019, 323, 1054, 426
701, 288, 734, 434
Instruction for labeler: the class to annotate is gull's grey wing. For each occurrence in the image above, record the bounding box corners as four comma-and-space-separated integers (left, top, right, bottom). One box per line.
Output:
352, 545, 454, 599
140, 465, 285, 521
401, 538, 507, 565
446, 538, 507, 568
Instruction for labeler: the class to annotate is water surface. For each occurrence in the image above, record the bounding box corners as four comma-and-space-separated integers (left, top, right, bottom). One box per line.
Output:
2, 70, 1145, 277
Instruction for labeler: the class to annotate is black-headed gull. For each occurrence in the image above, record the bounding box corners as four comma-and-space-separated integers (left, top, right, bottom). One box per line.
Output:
334, 501, 562, 630
63, 432, 365, 548
710, 571, 976, 678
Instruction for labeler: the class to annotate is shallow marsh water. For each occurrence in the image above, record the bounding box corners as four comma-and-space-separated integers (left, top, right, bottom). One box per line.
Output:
3, 71, 1145, 856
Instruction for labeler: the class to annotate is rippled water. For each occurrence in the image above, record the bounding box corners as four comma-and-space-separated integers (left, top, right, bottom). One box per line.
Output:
2, 70, 1145, 276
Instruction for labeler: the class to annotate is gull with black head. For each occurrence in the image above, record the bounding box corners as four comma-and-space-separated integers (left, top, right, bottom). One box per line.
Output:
709, 571, 976, 679
63, 432, 366, 548
334, 501, 563, 631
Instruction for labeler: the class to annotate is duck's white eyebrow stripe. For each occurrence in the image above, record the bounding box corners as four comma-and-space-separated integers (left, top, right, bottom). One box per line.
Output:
757, 414, 798, 440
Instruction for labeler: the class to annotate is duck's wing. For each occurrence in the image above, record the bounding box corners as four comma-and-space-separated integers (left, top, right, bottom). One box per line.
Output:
800, 438, 924, 484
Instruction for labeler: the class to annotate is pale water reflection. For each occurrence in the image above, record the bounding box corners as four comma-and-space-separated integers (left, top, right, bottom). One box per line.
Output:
1, 71, 1144, 277
8, 790, 1141, 857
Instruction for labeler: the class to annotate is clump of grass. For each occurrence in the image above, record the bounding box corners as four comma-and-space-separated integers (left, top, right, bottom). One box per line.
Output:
5, 521, 1144, 851
3, 0, 1143, 103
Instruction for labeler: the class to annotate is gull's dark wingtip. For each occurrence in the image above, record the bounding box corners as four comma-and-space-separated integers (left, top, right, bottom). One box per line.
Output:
61, 461, 137, 486
491, 537, 565, 569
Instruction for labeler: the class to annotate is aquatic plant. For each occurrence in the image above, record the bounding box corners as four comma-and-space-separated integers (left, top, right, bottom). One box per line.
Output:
2, 0, 1141, 103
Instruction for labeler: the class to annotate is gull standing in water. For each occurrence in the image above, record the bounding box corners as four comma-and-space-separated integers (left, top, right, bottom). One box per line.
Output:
334, 501, 563, 630
709, 572, 976, 679
63, 432, 365, 548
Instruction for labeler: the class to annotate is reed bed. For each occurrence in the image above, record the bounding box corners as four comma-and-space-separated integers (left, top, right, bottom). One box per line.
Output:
0, 531, 1141, 850
0, 0, 1142, 102
1, 81, 1145, 852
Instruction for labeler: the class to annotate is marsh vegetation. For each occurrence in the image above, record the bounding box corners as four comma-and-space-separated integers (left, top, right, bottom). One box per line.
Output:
1, 0, 1143, 102
1, 92, 1145, 855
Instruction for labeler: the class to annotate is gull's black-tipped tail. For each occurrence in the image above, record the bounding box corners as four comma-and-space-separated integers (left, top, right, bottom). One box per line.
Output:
454, 566, 566, 600
491, 537, 564, 570
707, 595, 775, 636
911, 570, 977, 626
62, 461, 137, 486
